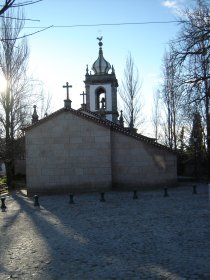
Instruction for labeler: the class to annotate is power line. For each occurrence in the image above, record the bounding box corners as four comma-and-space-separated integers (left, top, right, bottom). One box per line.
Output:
0, 20, 184, 40
11, 0, 43, 7
23, 20, 184, 29
0, 25, 53, 41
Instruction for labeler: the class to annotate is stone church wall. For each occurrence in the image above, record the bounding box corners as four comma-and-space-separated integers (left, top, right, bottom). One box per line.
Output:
111, 131, 177, 190
26, 112, 112, 195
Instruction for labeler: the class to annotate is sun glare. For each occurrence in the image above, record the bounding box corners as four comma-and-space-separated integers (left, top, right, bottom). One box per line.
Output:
0, 75, 7, 92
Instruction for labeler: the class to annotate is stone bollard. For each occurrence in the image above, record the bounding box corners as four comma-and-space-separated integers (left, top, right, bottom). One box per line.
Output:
192, 185, 197, 195
164, 187, 169, 197
34, 195, 40, 207
100, 192, 105, 202
133, 190, 138, 200
1, 197, 7, 212
69, 193, 75, 204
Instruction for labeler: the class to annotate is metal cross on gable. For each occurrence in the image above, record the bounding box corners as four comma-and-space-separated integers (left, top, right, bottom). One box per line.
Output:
63, 82, 72, 100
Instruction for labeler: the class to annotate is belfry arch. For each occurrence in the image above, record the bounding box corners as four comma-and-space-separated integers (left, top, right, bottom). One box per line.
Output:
95, 87, 106, 109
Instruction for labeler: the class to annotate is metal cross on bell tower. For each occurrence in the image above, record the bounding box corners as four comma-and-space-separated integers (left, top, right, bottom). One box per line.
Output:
80, 91, 87, 110
63, 82, 72, 109
80, 91, 86, 104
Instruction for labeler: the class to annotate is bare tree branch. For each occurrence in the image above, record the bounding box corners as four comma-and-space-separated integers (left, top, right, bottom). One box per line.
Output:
0, 0, 43, 15
119, 53, 144, 131
0, 1, 15, 16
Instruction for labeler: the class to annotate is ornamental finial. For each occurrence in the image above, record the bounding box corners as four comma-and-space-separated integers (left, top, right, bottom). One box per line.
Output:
97, 36, 103, 47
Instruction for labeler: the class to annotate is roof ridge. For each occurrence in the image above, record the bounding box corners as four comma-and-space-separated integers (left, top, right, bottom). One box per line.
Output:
24, 106, 175, 153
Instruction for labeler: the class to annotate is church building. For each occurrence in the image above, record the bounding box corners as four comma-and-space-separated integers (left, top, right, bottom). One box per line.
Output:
24, 39, 177, 196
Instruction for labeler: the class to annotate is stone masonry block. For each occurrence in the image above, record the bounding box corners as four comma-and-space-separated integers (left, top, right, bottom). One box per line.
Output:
94, 136, 110, 143
82, 136, 95, 143
93, 130, 109, 137
53, 137, 70, 144
70, 136, 83, 144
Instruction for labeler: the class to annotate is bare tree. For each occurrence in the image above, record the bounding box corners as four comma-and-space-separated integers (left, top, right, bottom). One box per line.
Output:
119, 53, 144, 131
152, 89, 161, 141
0, 9, 38, 186
169, 0, 210, 176
37, 86, 53, 118
160, 48, 185, 150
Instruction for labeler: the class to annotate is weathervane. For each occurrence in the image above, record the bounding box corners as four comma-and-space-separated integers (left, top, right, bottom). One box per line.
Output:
97, 36, 103, 47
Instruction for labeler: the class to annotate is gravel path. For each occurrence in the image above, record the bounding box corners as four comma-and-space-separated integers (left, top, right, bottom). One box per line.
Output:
0, 184, 210, 280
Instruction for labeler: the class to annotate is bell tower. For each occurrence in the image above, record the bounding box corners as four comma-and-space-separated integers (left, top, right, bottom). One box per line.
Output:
84, 38, 118, 123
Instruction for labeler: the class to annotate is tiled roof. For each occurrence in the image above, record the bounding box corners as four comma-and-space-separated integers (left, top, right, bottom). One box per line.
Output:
23, 106, 176, 153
